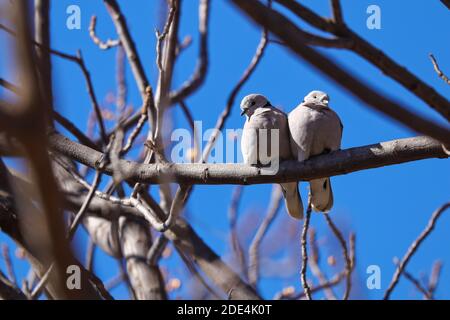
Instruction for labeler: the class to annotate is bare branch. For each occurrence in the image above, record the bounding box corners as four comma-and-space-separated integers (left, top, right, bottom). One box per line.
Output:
53, 111, 100, 151
179, 100, 200, 162
248, 185, 282, 287
103, 0, 154, 111
330, 0, 344, 25
228, 186, 246, 276
85, 239, 96, 272
0, 77, 20, 94
300, 198, 312, 300
147, 235, 169, 265
428, 260, 442, 298
384, 202, 450, 299
170, 0, 211, 104
429, 54, 450, 85
121, 87, 152, 154
0, 270, 26, 300
67, 170, 103, 241
398, 262, 432, 299
46, 133, 448, 185
89, 15, 120, 50
324, 214, 353, 300
34, 0, 53, 124
1, 244, 17, 286
308, 228, 337, 299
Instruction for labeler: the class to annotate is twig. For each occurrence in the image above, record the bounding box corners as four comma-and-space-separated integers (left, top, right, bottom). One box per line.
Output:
429, 54, 450, 85
179, 100, 200, 162
30, 263, 54, 299
1, 244, 17, 285
275, 271, 345, 300
428, 260, 442, 298
89, 15, 120, 50
200, 11, 269, 162
308, 228, 337, 300
300, 197, 312, 300
103, 0, 152, 104
115, 44, 127, 115
401, 268, 432, 299
0, 21, 108, 146
0, 77, 98, 151
324, 214, 353, 300
147, 235, 169, 265
228, 186, 246, 275
248, 185, 283, 287
104, 272, 125, 291
76, 50, 108, 145
85, 239, 96, 272
169, 0, 210, 104
161, 184, 191, 230
384, 202, 450, 299
330, 0, 344, 25
53, 111, 100, 151
67, 170, 103, 241
393, 257, 433, 299
176, 247, 223, 299
121, 87, 152, 154
0, 78, 20, 94
155, 3, 176, 72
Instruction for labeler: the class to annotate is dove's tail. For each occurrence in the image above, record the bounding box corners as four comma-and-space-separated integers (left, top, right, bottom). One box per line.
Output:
310, 178, 333, 212
280, 182, 304, 219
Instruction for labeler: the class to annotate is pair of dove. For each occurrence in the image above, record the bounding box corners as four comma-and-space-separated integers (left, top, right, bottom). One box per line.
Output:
240, 91, 343, 220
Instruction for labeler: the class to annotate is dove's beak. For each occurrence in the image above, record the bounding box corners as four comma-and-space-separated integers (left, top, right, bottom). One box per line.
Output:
240, 109, 247, 116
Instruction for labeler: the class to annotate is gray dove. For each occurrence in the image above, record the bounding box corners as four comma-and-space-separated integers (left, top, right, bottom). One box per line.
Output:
288, 90, 343, 212
240, 94, 303, 219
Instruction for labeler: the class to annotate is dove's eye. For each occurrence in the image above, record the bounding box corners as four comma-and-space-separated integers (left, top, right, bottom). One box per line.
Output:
251, 101, 256, 106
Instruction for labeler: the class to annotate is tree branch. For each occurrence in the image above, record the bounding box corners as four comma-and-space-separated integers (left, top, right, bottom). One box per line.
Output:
441, 0, 450, 10
300, 199, 312, 299
429, 54, 450, 85
46, 133, 448, 185
384, 202, 450, 299
89, 15, 120, 50
248, 185, 282, 287
169, 0, 210, 104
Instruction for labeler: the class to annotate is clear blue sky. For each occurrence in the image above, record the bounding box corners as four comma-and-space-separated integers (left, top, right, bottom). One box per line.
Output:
0, 0, 449, 300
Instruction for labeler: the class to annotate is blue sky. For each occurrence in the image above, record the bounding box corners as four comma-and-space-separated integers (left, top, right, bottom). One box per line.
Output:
0, 0, 449, 300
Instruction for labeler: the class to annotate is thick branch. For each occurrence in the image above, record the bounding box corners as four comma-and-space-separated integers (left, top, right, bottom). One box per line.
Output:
47, 133, 448, 185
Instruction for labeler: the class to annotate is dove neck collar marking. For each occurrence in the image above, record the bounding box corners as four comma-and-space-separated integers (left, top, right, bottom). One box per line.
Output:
262, 102, 272, 108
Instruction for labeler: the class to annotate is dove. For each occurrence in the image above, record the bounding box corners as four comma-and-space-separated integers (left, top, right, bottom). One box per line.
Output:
288, 90, 343, 213
240, 94, 303, 219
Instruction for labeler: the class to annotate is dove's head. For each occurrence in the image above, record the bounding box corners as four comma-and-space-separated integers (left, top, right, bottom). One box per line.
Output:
302, 90, 330, 109
240, 94, 271, 117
